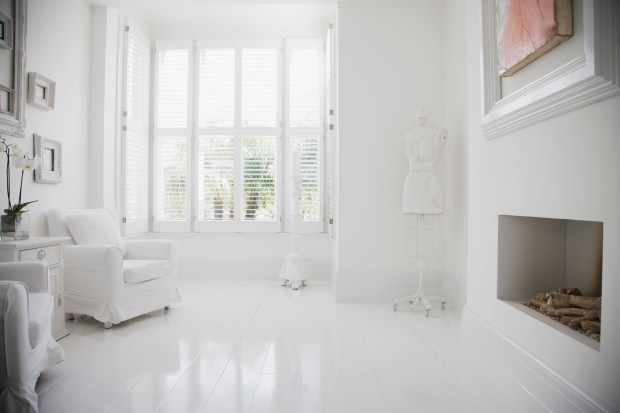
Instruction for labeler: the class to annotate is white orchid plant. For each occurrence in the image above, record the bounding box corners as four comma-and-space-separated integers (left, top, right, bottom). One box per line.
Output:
1, 136, 42, 216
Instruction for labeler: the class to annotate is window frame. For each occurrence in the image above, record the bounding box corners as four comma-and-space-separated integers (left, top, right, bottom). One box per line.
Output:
151, 37, 326, 233
194, 39, 283, 233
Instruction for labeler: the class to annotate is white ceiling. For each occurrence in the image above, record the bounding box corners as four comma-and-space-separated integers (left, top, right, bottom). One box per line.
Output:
86, 0, 339, 33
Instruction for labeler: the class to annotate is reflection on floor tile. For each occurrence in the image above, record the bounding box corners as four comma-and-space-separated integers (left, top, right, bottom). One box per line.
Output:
36, 281, 523, 413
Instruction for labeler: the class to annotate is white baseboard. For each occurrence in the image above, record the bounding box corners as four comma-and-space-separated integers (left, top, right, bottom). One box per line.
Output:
178, 257, 331, 281
334, 270, 467, 310
442, 271, 467, 311
462, 306, 617, 413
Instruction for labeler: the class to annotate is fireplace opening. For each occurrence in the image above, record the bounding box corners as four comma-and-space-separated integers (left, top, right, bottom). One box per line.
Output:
497, 215, 603, 350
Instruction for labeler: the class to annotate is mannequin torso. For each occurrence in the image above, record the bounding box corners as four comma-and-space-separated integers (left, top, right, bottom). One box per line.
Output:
402, 115, 447, 215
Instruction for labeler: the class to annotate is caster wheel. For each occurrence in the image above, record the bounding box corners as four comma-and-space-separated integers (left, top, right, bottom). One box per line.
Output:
409, 300, 414, 304
393, 304, 399, 312
292, 281, 300, 290
441, 302, 446, 310
425, 309, 430, 318
281, 279, 288, 286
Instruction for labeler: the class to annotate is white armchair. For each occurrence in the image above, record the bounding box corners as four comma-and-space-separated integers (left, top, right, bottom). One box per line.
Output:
47, 208, 180, 328
0, 261, 65, 413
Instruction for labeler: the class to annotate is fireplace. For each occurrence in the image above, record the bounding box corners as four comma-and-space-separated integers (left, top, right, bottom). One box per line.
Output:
497, 215, 603, 350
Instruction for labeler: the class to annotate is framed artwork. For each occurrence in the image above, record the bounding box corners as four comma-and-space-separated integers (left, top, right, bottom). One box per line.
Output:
481, 0, 620, 140
496, 0, 572, 77
0, 0, 27, 138
27, 72, 56, 110
34, 134, 62, 184
0, 12, 14, 50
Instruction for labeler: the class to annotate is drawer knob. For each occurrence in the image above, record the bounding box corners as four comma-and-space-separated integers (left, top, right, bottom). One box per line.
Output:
37, 250, 46, 259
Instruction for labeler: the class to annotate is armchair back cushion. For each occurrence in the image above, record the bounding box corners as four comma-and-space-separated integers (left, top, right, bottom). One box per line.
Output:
48, 208, 126, 255
66, 211, 126, 255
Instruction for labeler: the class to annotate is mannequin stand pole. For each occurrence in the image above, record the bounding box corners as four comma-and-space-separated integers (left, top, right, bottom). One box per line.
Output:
279, 174, 310, 290
393, 214, 446, 316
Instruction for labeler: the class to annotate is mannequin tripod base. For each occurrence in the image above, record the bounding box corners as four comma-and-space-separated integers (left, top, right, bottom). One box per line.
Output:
393, 289, 446, 317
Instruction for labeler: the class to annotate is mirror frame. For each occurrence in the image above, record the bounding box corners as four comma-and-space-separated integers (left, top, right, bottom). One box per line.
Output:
0, 0, 27, 138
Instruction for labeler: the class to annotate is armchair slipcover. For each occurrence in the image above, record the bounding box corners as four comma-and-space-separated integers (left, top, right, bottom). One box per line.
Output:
0, 261, 65, 413
47, 208, 180, 328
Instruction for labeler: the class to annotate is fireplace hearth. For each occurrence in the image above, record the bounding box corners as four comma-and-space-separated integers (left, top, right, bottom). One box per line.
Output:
497, 215, 603, 350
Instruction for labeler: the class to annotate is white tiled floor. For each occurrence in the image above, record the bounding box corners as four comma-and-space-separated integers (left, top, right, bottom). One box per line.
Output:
36, 281, 523, 413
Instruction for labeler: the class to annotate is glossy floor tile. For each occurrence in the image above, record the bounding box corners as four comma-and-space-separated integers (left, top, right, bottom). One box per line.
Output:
36, 281, 523, 413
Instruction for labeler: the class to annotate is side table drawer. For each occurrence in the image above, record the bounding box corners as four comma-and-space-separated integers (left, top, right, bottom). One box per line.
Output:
19, 245, 60, 266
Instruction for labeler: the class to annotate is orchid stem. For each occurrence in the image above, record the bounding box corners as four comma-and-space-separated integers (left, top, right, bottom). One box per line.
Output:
5, 148, 11, 211
19, 169, 24, 206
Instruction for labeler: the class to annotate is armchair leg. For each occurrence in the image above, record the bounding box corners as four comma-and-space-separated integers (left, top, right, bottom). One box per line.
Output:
165, 305, 171, 310
66, 313, 75, 320
103, 321, 113, 329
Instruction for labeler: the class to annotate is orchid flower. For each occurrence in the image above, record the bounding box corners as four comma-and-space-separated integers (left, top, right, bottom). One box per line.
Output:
1, 137, 41, 216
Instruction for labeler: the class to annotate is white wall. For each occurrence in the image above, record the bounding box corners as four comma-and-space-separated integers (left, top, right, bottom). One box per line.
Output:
143, 4, 335, 40
335, 1, 468, 301
441, 0, 469, 309
89, 7, 121, 211
0, 0, 91, 235
465, 0, 620, 410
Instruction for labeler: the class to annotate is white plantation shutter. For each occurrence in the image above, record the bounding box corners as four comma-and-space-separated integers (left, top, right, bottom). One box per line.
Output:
199, 49, 235, 128
195, 41, 281, 232
325, 25, 335, 237
285, 39, 324, 232
242, 136, 278, 223
126, 32, 149, 127
122, 22, 150, 235
291, 136, 321, 222
156, 49, 190, 129
241, 48, 279, 128
155, 136, 189, 222
288, 48, 321, 128
153, 42, 192, 232
197, 135, 235, 223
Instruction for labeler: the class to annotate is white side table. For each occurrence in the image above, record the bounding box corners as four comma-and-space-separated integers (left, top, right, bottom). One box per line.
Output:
0, 237, 71, 340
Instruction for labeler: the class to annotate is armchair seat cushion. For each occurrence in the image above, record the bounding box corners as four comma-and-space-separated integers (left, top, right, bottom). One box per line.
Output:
123, 259, 171, 283
28, 292, 54, 349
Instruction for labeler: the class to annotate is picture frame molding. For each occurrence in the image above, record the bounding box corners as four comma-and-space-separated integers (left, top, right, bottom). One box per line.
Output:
0, 0, 27, 138
34, 133, 62, 184
27, 72, 56, 110
0, 11, 14, 50
481, 0, 620, 140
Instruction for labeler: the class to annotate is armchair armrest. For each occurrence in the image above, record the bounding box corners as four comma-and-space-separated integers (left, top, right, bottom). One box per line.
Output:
63, 245, 124, 297
0, 262, 49, 292
124, 239, 177, 261
124, 239, 178, 283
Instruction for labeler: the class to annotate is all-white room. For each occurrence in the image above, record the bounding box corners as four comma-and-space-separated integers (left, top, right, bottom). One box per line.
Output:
0, 0, 618, 412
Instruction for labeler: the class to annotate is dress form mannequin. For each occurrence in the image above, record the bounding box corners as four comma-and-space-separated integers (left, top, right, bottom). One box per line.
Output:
394, 111, 447, 316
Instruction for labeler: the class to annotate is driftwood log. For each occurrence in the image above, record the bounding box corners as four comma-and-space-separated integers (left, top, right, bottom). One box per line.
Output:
525, 287, 601, 342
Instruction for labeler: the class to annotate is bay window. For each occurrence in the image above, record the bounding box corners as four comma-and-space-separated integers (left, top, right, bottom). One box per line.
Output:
122, 33, 326, 234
